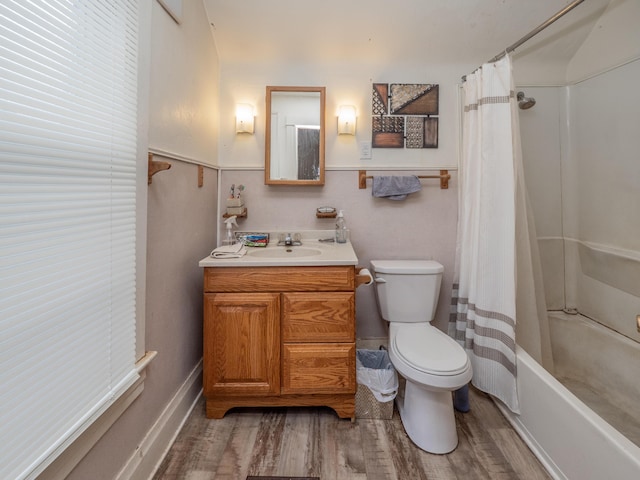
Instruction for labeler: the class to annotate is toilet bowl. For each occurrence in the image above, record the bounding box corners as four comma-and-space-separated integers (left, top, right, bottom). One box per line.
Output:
371, 259, 472, 454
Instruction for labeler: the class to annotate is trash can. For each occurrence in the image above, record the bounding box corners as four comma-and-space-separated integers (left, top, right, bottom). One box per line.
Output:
355, 349, 398, 419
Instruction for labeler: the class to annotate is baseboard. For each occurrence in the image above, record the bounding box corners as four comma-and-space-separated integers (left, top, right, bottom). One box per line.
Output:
116, 359, 203, 480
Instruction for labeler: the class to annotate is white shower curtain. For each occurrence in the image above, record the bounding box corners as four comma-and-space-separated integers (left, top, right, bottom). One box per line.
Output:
449, 55, 522, 412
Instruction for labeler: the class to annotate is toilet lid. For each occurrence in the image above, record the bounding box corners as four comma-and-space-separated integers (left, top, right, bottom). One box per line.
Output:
371, 259, 443, 275
394, 325, 470, 376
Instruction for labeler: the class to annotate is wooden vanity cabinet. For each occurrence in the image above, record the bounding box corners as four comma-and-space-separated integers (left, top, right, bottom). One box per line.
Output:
203, 266, 356, 420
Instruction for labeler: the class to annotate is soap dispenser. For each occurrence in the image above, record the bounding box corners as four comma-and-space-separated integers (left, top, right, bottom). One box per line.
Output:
335, 210, 348, 243
222, 215, 238, 246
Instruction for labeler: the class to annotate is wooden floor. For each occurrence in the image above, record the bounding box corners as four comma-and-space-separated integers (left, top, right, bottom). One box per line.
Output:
153, 386, 551, 480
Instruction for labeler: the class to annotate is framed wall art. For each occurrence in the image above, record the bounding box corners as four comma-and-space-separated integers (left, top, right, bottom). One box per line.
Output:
372, 83, 439, 149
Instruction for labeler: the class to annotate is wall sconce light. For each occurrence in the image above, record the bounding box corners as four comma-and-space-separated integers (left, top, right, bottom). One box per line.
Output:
235, 103, 254, 134
337, 105, 356, 135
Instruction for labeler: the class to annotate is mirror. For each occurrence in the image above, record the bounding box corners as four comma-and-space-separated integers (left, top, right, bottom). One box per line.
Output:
265, 86, 325, 185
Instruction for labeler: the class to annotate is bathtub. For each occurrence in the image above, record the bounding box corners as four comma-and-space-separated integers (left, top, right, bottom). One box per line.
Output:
494, 313, 640, 479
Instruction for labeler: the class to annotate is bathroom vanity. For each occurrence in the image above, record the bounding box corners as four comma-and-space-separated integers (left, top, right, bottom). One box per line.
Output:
199, 233, 364, 420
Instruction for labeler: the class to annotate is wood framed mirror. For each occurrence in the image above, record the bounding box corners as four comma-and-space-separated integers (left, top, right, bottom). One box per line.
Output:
265, 86, 325, 185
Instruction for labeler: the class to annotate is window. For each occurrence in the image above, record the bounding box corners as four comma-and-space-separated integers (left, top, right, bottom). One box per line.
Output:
0, 1, 140, 478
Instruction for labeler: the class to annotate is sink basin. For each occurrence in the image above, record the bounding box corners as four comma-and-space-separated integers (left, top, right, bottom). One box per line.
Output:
199, 231, 358, 267
247, 246, 322, 258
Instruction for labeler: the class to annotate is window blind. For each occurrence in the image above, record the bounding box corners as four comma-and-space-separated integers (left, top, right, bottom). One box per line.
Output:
0, 1, 140, 479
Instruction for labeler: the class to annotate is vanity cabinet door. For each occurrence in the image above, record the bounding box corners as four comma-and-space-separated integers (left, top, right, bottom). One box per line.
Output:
203, 293, 280, 397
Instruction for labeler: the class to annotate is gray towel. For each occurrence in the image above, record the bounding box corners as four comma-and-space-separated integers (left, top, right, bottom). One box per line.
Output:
371, 175, 422, 200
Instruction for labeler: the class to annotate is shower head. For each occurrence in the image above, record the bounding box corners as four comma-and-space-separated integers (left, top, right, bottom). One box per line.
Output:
517, 91, 536, 110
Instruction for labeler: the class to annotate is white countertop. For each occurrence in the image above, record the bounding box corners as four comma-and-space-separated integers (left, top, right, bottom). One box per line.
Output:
198, 230, 359, 268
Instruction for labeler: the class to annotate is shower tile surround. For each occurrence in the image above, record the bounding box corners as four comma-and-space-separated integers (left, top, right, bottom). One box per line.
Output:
518, 60, 640, 462
520, 69, 640, 343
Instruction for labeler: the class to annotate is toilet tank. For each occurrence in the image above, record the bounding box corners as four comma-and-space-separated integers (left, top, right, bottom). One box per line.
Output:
371, 260, 444, 323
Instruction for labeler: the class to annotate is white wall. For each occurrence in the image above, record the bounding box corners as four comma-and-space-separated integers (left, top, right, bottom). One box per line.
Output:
567, 0, 640, 84
218, 63, 461, 171
148, 0, 219, 164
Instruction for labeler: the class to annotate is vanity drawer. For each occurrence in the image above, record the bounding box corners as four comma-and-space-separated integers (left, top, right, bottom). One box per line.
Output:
282, 292, 354, 342
204, 266, 355, 293
282, 343, 356, 394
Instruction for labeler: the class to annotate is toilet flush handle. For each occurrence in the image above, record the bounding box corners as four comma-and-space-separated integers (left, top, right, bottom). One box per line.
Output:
374, 277, 386, 283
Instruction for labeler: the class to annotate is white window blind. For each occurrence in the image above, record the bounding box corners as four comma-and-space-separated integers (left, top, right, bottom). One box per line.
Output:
0, 1, 139, 479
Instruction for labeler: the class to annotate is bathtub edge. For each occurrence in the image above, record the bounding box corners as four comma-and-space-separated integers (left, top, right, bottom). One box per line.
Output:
494, 346, 640, 480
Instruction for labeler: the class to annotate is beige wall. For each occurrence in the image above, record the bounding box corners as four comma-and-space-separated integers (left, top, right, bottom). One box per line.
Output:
66, 1, 219, 478
208, 4, 472, 340
221, 169, 459, 338
215, 29, 466, 341
67, 162, 218, 480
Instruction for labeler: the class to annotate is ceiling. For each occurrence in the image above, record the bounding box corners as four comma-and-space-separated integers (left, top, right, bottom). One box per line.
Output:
203, 0, 611, 71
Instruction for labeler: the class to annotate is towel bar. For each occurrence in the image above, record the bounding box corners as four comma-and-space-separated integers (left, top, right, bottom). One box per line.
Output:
358, 170, 450, 189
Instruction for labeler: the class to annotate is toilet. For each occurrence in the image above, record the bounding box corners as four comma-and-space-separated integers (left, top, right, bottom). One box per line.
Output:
370, 259, 472, 454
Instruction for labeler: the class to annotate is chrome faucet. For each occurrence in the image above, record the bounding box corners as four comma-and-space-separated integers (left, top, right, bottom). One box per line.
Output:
278, 232, 302, 246
284, 233, 293, 246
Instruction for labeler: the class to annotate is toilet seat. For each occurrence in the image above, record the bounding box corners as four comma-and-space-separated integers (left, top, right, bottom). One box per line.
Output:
393, 323, 470, 377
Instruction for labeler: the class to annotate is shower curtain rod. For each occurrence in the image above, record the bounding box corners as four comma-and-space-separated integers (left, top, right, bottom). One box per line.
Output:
462, 0, 585, 81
